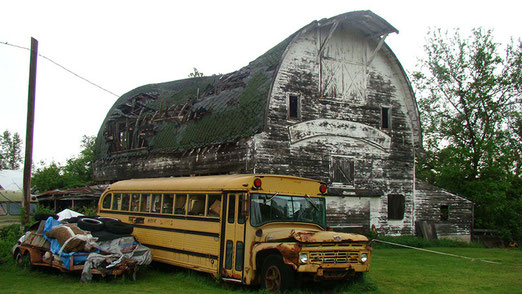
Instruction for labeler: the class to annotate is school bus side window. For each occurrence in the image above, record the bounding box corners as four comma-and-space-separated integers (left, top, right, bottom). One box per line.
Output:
163, 194, 174, 214
207, 194, 221, 217
188, 194, 205, 216
102, 194, 112, 209
175, 194, 187, 215
112, 194, 121, 210
151, 194, 162, 213
131, 194, 140, 211
121, 194, 130, 211
140, 193, 151, 212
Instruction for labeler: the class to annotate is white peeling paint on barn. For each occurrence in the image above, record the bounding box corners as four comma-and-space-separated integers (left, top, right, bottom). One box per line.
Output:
250, 13, 420, 235
288, 119, 391, 151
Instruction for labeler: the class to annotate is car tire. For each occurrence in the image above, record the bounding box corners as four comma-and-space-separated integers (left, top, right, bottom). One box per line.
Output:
97, 217, 120, 224
104, 220, 133, 235
15, 251, 32, 270
77, 217, 105, 232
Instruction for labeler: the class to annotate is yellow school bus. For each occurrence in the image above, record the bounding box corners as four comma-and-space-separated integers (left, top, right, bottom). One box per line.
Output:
97, 174, 371, 290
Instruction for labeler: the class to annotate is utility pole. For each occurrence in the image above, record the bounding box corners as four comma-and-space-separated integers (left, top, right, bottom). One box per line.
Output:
22, 37, 38, 225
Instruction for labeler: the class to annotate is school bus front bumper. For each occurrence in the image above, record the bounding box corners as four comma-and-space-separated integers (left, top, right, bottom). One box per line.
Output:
296, 245, 371, 279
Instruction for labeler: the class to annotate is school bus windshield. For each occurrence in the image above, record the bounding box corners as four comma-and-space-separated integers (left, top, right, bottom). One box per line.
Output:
250, 193, 326, 228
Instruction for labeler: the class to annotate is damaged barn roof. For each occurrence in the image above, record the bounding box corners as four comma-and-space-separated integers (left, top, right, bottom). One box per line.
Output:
94, 10, 396, 160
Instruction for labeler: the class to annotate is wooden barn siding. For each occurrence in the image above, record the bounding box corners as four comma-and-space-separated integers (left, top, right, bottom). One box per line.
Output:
93, 141, 252, 183
253, 26, 415, 234
414, 181, 473, 236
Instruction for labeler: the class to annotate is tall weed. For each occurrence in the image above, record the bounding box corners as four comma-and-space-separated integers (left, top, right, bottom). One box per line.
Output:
0, 224, 23, 263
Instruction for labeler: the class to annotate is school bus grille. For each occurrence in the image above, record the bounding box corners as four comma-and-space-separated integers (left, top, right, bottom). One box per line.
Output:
309, 251, 359, 264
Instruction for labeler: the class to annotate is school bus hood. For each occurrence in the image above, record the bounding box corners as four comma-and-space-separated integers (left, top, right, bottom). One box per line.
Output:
261, 228, 369, 243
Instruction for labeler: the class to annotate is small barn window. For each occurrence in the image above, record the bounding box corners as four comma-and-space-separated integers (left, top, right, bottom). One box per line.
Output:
288, 94, 300, 119
381, 107, 391, 129
388, 194, 405, 220
330, 156, 355, 185
440, 205, 449, 221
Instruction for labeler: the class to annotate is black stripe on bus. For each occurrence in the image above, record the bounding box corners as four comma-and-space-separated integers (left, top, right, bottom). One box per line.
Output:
133, 224, 220, 238
144, 243, 218, 260
99, 209, 220, 223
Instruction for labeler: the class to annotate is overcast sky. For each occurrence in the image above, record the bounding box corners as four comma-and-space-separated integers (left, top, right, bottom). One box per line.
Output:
1, 0, 521, 167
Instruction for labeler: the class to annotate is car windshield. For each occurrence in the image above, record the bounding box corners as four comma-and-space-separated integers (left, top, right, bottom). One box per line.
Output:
250, 193, 326, 228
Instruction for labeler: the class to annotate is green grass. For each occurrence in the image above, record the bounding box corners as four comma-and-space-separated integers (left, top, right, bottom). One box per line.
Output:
0, 247, 520, 293
370, 235, 484, 248
368, 247, 521, 293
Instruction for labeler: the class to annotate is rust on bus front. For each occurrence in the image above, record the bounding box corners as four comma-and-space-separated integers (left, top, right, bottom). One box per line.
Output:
292, 230, 369, 243
276, 243, 301, 266
249, 242, 302, 269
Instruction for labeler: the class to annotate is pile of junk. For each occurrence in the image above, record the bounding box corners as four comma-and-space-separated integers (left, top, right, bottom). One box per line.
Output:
12, 209, 152, 282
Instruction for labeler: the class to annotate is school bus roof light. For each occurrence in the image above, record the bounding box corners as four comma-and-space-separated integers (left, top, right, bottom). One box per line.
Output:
319, 184, 327, 194
253, 178, 262, 189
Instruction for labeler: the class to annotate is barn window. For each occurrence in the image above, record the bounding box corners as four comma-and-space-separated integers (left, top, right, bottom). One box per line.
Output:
381, 107, 391, 129
288, 94, 300, 119
440, 205, 449, 221
330, 156, 355, 185
387, 194, 405, 220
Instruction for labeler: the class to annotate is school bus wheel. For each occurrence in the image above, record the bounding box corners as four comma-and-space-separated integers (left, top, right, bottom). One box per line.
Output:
261, 254, 295, 291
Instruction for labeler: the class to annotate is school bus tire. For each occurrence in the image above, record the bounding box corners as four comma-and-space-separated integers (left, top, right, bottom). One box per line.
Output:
261, 254, 295, 291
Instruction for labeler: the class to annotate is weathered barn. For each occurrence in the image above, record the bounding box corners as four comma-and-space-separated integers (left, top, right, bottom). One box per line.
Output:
36, 185, 107, 211
93, 11, 472, 239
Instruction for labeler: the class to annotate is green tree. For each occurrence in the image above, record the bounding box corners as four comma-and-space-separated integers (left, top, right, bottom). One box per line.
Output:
31, 161, 64, 192
0, 130, 23, 170
188, 67, 204, 78
31, 135, 96, 192
413, 28, 522, 241
62, 135, 95, 188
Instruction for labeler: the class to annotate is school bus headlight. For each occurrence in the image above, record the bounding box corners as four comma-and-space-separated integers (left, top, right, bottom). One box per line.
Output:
360, 253, 368, 263
299, 253, 308, 264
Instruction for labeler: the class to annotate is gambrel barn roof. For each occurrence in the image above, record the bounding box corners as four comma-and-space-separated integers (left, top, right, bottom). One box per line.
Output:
94, 10, 419, 161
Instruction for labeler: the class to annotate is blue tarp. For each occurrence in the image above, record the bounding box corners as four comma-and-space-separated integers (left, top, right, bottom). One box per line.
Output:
42, 217, 97, 269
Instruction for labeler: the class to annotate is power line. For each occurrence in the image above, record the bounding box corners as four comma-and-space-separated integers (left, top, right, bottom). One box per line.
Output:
0, 41, 120, 98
